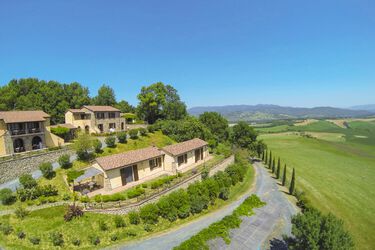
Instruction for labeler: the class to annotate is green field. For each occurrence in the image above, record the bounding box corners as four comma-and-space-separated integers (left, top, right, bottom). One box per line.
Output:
260, 120, 375, 249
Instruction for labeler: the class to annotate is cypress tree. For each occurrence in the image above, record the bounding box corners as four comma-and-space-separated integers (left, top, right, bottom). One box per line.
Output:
282, 164, 287, 186
262, 150, 265, 161
268, 151, 272, 169
272, 158, 275, 173
276, 157, 281, 179
289, 168, 295, 195
264, 150, 267, 163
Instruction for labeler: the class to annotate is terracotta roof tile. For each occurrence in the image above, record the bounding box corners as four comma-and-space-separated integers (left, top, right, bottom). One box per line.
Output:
83, 105, 120, 112
162, 138, 208, 156
96, 146, 164, 170
0, 111, 50, 123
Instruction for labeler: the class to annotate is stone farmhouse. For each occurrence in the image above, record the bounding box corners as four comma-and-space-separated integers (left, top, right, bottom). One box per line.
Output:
0, 111, 63, 156
65, 105, 126, 134
77, 138, 209, 196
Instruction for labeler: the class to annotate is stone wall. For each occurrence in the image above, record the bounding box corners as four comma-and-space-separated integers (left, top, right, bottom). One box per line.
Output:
0, 148, 75, 184
88, 155, 235, 215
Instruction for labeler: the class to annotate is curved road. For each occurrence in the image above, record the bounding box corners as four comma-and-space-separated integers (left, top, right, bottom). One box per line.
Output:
114, 162, 298, 250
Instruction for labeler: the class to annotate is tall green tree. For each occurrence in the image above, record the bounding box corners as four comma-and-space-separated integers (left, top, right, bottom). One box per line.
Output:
289, 168, 296, 195
199, 112, 229, 142
272, 158, 276, 173
137, 82, 186, 124
288, 207, 354, 250
231, 121, 258, 149
276, 157, 281, 179
282, 164, 287, 186
264, 150, 267, 163
94, 84, 116, 106
163, 85, 187, 120
115, 100, 135, 113
268, 151, 272, 169
0, 78, 91, 124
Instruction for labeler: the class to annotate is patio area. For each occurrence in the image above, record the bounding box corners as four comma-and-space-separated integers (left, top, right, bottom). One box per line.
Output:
73, 167, 105, 195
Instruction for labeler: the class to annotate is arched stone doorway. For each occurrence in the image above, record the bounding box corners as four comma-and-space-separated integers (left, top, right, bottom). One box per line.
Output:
32, 136, 43, 150
13, 138, 25, 153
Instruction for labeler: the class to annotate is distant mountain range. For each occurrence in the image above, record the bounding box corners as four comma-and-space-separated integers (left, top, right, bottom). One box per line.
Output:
188, 104, 375, 122
349, 104, 375, 112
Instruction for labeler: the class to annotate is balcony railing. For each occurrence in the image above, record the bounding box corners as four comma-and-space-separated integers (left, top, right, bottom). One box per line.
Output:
10, 128, 42, 136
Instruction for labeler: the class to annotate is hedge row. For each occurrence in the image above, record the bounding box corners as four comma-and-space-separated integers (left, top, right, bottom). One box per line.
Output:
135, 154, 250, 225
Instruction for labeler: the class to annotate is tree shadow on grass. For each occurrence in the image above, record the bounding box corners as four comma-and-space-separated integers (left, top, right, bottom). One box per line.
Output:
269, 238, 288, 250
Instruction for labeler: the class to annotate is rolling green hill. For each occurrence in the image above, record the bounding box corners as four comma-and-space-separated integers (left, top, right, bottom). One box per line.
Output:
259, 120, 375, 249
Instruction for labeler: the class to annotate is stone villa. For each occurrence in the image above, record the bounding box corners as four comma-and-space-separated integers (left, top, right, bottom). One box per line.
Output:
65, 105, 126, 134
78, 138, 209, 195
0, 111, 63, 156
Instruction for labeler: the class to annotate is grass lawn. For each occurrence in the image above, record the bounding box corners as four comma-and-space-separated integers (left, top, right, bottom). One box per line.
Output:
0, 163, 255, 249
260, 132, 375, 250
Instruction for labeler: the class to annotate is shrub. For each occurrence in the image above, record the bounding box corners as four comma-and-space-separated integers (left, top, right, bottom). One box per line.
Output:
215, 143, 232, 158
147, 124, 157, 133
98, 220, 109, 231
141, 183, 148, 188
29, 236, 41, 245
17, 231, 26, 239
219, 187, 230, 200
38, 184, 59, 197
111, 234, 118, 241
64, 204, 84, 222
140, 203, 159, 224
150, 175, 176, 189
105, 136, 116, 148
202, 178, 220, 204
93, 139, 102, 153
19, 174, 37, 189
0, 188, 16, 205
125, 229, 137, 237
114, 215, 126, 228
213, 171, 232, 189
139, 127, 147, 136
58, 154, 72, 169
50, 232, 64, 246
128, 211, 140, 225
157, 196, 178, 222
201, 168, 209, 180
168, 189, 190, 219
51, 126, 70, 140
127, 186, 145, 199
144, 224, 153, 232
39, 162, 55, 179
15, 206, 29, 219
128, 129, 138, 139
62, 193, 71, 201
88, 235, 100, 245
187, 182, 210, 214
117, 132, 127, 143
71, 238, 81, 246
0, 223, 13, 235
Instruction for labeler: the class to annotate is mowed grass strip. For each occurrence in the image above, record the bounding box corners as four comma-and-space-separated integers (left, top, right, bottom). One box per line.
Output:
260, 133, 375, 250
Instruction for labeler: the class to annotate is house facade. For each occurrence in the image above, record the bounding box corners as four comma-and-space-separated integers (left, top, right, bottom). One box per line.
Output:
83, 138, 209, 193
65, 105, 126, 134
0, 111, 63, 156
162, 138, 209, 173
92, 146, 170, 191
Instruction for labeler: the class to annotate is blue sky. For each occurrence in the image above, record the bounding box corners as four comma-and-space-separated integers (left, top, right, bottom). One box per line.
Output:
0, 0, 374, 108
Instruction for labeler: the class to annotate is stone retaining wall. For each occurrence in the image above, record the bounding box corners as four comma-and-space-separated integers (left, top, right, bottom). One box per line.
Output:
88, 155, 235, 215
0, 148, 75, 184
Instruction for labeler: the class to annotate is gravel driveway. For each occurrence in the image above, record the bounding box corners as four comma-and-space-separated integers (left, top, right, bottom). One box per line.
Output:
114, 162, 298, 250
